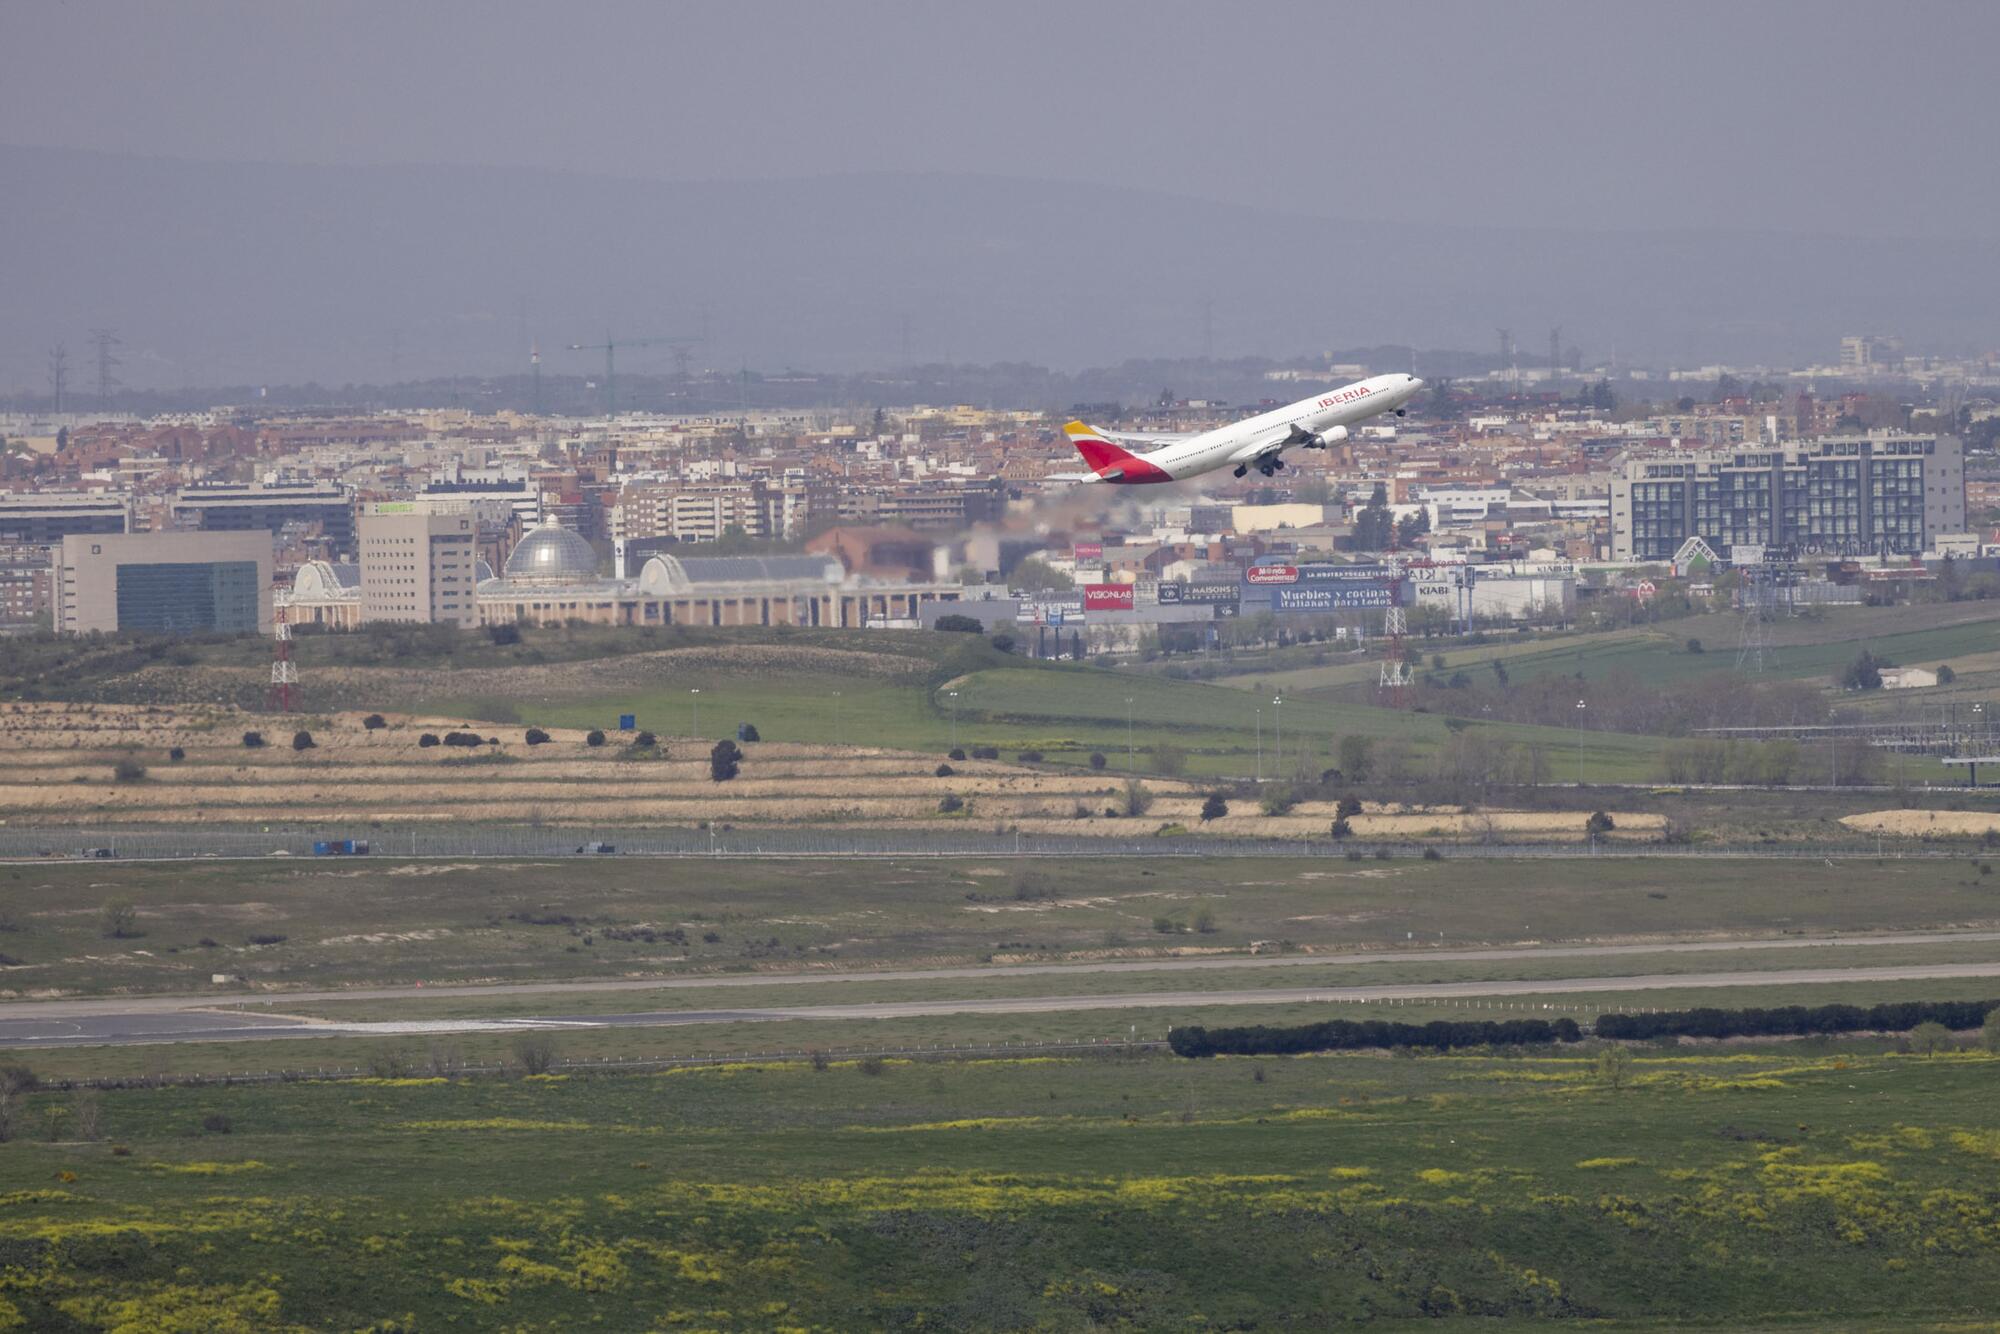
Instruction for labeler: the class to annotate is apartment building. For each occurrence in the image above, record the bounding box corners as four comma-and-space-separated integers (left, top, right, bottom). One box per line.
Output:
1610, 433, 1964, 560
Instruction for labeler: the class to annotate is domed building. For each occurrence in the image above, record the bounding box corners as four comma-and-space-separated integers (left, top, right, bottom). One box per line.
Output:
501, 521, 600, 583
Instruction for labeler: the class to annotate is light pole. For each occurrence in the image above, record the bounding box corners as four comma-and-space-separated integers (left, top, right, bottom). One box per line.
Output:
1124, 695, 1133, 767
832, 690, 842, 748
946, 689, 959, 752
690, 688, 701, 738
1273, 692, 1284, 779
1255, 704, 1262, 783
1574, 698, 1586, 786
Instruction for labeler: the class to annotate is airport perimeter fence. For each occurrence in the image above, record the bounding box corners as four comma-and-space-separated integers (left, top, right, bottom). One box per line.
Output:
0, 825, 1969, 862
40, 1002, 1640, 1090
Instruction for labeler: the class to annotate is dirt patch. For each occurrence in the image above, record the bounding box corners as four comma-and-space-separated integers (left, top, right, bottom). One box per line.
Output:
1841, 810, 2000, 837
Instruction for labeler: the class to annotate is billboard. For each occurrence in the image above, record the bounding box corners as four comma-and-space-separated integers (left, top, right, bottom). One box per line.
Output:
1073, 541, 1104, 561
1272, 585, 1395, 612
1155, 582, 1183, 604
1184, 581, 1241, 605
1244, 562, 1388, 588
1082, 583, 1134, 611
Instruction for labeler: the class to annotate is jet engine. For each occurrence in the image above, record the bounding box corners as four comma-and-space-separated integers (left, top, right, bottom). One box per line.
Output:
1306, 425, 1349, 449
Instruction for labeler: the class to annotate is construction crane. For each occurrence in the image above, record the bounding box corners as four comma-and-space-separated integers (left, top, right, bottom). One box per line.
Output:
566, 333, 702, 416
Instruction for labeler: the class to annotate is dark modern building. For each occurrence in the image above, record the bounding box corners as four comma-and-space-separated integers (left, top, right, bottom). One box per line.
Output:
1610, 433, 1964, 561
0, 492, 131, 544
171, 482, 356, 553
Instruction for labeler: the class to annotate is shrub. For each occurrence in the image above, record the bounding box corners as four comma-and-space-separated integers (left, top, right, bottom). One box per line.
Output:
1911, 1020, 1953, 1056
737, 723, 761, 743
241, 731, 265, 749
1151, 743, 1188, 777
938, 794, 964, 814
1200, 793, 1229, 822
291, 730, 315, 751
512, 1033, 559, 1076
524, 728, 551, 745
246, 932, 287, 946
443, 731, 484, 747
362, 714, 386, 730
418, 733, 440, 748
112, 758, 147, 782
1985, 1007, 2000, 1054
167, 747, 185, 762
1088, 751, 1107, 770
1258, 787, 1296, 816
0, 1065, 38, 1096
584, 730, 606, 747
1017, 750, 1044, 764
947, 747, 966, 761
1192, 905, 1218, 934
709, 739, 742, 782
202, 1113, 233, 1135
933, 613, 984, 633
1685, 637, 1704, 654
990, 634, 1015, 653
631, 731, 656, 749
810, 1050, 831, 1072
1152, 916, 1180, 934
487, 624, 522, 646
935, 763, 955, 777
1336, 794, 1363, 819
971, 746, 999, 760
1329, 814, 1353, 839
1585, 810, 1616, 839
1123, 779, 1155, 818
1938, 664, 1957, 684
100, 900, 138, 939
1422, 847, 1443, 861
858, 1055, 887, 1077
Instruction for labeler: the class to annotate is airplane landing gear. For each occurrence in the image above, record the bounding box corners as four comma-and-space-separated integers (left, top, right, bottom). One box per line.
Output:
1395, 408, 1407, 417
1232, 465, 1248, 478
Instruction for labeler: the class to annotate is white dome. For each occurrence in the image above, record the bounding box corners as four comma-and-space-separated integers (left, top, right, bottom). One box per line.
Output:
503, 523, 598, 582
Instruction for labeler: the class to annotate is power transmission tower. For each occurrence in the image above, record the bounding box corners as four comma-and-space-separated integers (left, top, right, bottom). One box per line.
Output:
268, 603, 299, 713
48, 343, 70, 415
1734, 567, 1779, 674
530, 342, 542, 416
567, 333, 702, 416
1548, 326, 1562, 394
88, 329, 122, 408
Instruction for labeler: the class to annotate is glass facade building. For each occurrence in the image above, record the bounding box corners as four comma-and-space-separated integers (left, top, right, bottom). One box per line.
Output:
113, 561, 262, 634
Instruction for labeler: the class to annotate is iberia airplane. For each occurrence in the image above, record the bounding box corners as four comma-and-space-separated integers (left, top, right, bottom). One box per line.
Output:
1057, 372, 1424, 484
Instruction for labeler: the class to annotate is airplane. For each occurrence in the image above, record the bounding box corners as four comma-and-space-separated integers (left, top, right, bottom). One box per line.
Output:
1057, 372, 1425, 485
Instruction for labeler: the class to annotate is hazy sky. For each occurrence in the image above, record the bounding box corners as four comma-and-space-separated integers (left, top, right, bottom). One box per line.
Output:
5, 0, 1997, 242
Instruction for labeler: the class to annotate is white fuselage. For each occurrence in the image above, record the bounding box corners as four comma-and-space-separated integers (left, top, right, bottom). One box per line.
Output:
1145, 373, 1424, 481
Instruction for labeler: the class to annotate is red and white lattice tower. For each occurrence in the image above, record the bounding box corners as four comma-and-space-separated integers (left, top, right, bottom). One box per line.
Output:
267, 602, 298, 713
1375, 559, 1411, 707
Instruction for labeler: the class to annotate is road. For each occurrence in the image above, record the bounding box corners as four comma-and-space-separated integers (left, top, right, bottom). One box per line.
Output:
6, 928, 1997, 1023
2, 958, 1997, 1049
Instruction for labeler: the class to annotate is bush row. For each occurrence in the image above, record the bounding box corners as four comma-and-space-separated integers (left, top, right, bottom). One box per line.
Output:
1594, 998, 1997, 1042
1168, 1016, 1583, 1057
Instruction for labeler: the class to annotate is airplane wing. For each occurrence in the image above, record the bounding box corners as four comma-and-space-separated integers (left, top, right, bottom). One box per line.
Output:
1226, 421, 1337, 466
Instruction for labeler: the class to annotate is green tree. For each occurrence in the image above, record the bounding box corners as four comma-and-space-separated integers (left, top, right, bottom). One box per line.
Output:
100, 900, 137, 939
1584, 810, 1615, 841
1151, 743, 1188, 777
1983, 1007, 2000, 1054
1842, 651, 1888, 691
1336, 735, 1372, 781
1911, 1020, 1952, 1056
1199, 793, 1229, 822
1122, 779, 1154, 818
1010, 558, 1075, 592
1596, 1045, 1632, 1091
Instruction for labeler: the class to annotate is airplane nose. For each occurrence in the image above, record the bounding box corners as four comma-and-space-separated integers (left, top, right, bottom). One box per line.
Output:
1409, 376, 1426, 390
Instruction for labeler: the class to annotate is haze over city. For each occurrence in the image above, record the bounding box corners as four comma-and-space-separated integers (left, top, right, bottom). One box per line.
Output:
5, 1, 1999, 386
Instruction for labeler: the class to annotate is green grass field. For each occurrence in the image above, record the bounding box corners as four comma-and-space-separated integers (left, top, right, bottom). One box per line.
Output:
7, 855, 2000, 999
6, 1041, 2000, 1328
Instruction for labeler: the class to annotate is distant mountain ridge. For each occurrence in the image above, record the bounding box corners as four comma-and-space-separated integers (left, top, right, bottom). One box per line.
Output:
3, 143, 1995, 389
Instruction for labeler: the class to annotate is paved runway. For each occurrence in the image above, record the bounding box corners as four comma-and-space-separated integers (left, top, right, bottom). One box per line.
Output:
3, 959, 1998, 1048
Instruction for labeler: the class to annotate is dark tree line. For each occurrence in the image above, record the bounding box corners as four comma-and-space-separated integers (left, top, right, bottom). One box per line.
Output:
1595, 999, 1995, 1042
1168, 1016, 1583, 1057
